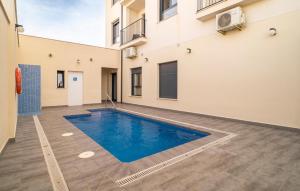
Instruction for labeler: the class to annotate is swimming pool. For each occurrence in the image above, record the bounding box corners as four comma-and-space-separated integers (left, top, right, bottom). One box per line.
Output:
65, 109, 209, 162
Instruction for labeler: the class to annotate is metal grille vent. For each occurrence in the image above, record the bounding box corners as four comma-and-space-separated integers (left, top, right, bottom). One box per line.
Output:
115, 133, 237, 187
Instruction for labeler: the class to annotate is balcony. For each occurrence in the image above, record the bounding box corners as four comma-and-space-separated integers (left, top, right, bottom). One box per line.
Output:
197, 0, 226, 11
120, 0, 145, 12
196, 0, 257, 21
120, 18, 147, 49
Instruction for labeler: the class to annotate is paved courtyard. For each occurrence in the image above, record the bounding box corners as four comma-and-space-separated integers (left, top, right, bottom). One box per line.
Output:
0, 104, 299, 191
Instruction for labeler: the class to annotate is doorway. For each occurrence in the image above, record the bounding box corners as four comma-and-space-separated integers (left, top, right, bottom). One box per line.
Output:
101, 68, 117, 102
68, 72, 83, 106
111, 73, 117, 101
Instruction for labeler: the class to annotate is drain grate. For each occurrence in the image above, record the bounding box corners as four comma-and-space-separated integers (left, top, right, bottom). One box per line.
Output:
115, 133, 236, 187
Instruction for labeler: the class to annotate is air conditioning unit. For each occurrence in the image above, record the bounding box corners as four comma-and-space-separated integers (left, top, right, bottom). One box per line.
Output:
216, 7, 245, 34
125, 47, 137, 59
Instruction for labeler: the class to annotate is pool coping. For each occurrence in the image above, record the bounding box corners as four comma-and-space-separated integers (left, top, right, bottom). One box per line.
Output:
60, 107, 237, 186
65, 108, 212, 163
113, 108, 237, 186
37, 105, 237, 188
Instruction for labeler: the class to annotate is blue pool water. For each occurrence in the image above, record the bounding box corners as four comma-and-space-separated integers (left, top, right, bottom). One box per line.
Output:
65, 109, 209, 162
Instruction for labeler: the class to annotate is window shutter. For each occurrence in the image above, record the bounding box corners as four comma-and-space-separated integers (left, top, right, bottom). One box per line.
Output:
159, 61, 177, 99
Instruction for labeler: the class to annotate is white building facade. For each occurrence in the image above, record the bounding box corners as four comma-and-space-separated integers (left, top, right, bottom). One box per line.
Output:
106, 0, 300, 128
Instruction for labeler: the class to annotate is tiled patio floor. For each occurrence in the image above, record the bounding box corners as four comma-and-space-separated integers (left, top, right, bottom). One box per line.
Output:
1, 103, 300, 191
0, 116, 52, 191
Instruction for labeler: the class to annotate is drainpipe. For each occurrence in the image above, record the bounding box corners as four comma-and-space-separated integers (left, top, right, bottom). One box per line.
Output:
120, 4, 124, 103
14, 0, 20, 47
121, 50, 123, 104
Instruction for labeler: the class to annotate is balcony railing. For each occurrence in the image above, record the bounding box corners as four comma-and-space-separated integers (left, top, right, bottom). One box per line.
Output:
197, 0, 226, 11
121, 18, 145, 45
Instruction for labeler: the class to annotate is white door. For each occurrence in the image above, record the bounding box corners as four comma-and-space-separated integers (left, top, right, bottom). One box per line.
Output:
68, 72, 83, 106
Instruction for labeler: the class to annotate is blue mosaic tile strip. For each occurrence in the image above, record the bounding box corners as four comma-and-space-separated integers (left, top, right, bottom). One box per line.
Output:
18, 64, 41, 115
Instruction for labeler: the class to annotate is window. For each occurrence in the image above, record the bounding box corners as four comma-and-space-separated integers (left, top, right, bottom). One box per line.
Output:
131, 67, 142, 96
160, 0, 177, 21
159, 61, 177, 99
112, 0, 119, 5
57, 71, 65, 88
112, 19, 120, 44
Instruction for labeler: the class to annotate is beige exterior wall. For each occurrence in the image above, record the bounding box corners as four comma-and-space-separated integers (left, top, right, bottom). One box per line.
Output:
0, 0, 18, 152
17, 35, 120, 107
106, 0, 300, 128
1, 0, 299, 154
106, 0, 122, 48
105, 0, 145, 47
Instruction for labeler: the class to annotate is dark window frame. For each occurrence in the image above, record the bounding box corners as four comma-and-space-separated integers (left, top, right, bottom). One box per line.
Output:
111, 73, 117, 101
112, 0, 119, 6
159, 61, 178, 99
57, 70, 65, 88
112, 19, 120, 44
131, 67, 142, 96
159, 0, 178, 21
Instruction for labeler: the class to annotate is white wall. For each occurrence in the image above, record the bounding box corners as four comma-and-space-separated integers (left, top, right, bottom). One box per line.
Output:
111, 0, 300, 128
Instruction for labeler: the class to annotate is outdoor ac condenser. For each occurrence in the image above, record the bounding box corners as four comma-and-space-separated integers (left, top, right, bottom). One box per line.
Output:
125, 47, 137, 59
216, 7, 245, 34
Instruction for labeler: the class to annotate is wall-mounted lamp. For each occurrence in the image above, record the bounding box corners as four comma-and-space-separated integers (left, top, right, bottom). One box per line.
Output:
186, 48, 192, 54
15, 24, 24, 33
90, 58, 93, 62
144, 57, 149, 62
48, 53, 53, 58
76, 59, 80, 64
269, 28, 277, 36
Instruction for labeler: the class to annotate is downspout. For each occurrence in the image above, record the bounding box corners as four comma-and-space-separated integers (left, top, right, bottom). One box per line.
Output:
120, 4, 123, 103
121, 50, 123, 103
14, 0, 20, 47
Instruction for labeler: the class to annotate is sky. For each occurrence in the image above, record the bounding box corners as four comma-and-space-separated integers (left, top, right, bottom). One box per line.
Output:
17, 0, 106, 46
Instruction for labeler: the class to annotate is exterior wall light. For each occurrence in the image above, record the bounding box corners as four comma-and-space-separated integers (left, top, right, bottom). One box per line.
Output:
15, 24, 24, 33
90, 58, 93, 62
269, 28, 277, 36
76, 59, 80, 64
186, 48, 192, 54
144, 57, 149, 62
48, 53, 53, 58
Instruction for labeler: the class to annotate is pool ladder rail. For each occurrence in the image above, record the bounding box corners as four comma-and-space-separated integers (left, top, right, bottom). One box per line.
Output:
105, 93, 117, 109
